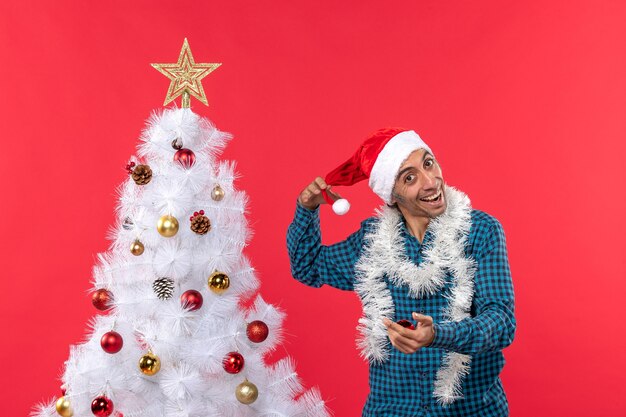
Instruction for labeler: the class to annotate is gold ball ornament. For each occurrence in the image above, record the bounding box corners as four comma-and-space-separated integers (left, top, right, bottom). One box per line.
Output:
138, 352, 161, 376
211, 185, 225, 201
208, 271, 230, 294
55, 396, 73, 417
157, 215, 179, 237
235, 379, 259, 405
130, 240, 145, 256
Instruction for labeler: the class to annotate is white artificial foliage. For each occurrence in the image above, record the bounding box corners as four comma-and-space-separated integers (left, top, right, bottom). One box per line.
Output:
31, 402, 57, 417
169, 162, 210, 194
158, 301, 200, 339
297, 388, 331, 417
267, 358, 303, 398
33, 108, 329, 417
148, 177, 195, 218
164, 397, 214, 417
152, 238, 193, 280
114, 179, 143, 224
160, 362, 203, 401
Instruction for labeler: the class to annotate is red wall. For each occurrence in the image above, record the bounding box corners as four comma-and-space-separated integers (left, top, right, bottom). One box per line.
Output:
1, 1, 625, 416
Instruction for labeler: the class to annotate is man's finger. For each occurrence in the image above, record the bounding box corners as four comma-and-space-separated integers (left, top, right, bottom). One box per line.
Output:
314, 177, 328, 189
385, 319, 413, 338
307, 183, 322, 195
326, 186, 342, 201
394, 333, 419, 351
386, 324, 411, 346
386, 324, 420, 348
388, 333, 413, 353
303, 188, 318, 202
412, 312, 434, 326
299, 190, 310, 203
389, 340, 408, 354
389, 332, 419, 353
386, 325, 403, 341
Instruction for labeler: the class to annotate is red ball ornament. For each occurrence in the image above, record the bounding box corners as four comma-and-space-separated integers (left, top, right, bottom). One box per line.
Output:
223, 351, 245, 374
174, 148, 196, 168
397, 319, 415, 330
246, 320, 269, 343
92, 289, 113, 311
180, 290, 203, 311
100, 331, 123, 354
91, 396, 114, 417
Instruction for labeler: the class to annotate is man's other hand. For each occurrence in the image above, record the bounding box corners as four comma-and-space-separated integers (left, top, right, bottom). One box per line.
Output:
383, 312, 436, 354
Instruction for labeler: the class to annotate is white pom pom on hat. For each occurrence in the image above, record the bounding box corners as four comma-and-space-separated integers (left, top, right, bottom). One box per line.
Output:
331, 198, 351, 215
321, 127, 432, 215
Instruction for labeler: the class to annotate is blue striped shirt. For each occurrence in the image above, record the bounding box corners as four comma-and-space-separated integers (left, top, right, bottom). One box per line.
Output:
286, 202, 515, 417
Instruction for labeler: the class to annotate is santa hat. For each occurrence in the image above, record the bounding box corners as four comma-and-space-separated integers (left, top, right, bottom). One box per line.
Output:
323, 128, 432, 215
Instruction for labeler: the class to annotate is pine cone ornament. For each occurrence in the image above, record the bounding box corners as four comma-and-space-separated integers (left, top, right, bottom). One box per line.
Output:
153, 277, 174, 300
131, 164, 153, 185
190, 210, 211, 235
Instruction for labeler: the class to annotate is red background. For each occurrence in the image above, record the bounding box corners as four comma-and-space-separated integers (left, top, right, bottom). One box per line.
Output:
1, 1, 625, 416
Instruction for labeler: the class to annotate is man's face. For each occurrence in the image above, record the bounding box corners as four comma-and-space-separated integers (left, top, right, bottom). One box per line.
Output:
390, 148, 446, 219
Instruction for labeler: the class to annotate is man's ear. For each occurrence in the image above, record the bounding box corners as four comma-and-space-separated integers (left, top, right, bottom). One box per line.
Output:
390, 189, 399, 205
388, 191, 400, 209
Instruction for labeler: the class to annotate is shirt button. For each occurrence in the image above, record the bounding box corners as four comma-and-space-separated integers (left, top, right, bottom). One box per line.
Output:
423, 405, 430, 410
421, 372, 428, 378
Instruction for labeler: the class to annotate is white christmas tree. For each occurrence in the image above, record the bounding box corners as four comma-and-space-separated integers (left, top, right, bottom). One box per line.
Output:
33, 39, 330, 417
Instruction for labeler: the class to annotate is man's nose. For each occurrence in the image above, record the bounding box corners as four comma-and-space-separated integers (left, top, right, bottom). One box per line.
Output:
421, 171, 438, 189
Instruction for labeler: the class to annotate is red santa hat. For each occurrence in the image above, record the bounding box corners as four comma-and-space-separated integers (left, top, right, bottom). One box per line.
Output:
323, 127, 433, 215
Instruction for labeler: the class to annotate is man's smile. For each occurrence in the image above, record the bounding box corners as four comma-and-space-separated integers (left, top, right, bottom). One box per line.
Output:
418, 188, 444, 207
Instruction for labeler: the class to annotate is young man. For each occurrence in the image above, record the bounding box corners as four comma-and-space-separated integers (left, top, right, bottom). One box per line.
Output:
286, 128, 516, 416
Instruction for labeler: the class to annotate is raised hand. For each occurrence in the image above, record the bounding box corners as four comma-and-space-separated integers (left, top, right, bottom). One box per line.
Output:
298, 176, 342, 210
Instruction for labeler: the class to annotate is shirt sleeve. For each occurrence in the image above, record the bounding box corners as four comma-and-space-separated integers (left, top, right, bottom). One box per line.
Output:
286, 201, 364, 291
430, 219, 516, 355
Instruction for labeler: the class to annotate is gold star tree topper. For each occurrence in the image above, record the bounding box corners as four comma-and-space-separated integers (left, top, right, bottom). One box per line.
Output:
151, 38, 221, 107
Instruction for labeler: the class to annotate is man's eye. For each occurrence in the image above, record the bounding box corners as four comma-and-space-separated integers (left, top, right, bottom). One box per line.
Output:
424, 159, 434, 168
405, 174, 415, 183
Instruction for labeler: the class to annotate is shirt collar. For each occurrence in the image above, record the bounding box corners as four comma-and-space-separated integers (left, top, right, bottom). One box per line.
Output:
399, 213, 434, 247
